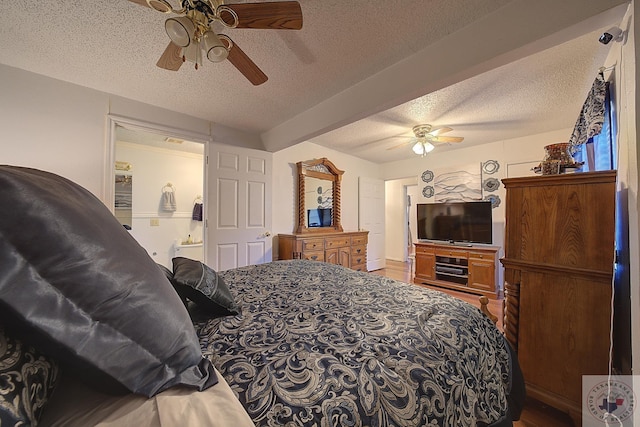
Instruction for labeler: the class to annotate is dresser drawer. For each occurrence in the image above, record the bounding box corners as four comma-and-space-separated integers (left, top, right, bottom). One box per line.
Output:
435, 248, 468, 259
301, 251, 325, 262
351, 245, 366, 256
351, 263, 367, 272
302, 239, 324, 251
351, 253, 366, 266
325, 236, 351, 248
351, 235, 367, 246
415, 244, 435, 254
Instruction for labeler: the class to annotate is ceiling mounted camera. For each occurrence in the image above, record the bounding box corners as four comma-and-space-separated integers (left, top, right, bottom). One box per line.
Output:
599, 26, 623, 45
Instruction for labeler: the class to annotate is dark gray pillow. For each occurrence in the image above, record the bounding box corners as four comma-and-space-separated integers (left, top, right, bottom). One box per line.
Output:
158, 263, 188, 307
0, 323, 59, 426
0, 166, 217, 397
171, 257, 239, 317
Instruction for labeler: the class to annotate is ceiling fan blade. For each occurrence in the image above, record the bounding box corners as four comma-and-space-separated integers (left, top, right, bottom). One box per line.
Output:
386, 140, 415, 150
432, 135, 464, 143
156, 42, 183, 71
128, 0, 150, 8
428, 126, 453, 136
226, 38, 268, 85
220, 1, 303, 29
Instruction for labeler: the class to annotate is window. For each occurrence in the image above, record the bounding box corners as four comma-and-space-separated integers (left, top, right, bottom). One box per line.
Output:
572, 81, 616, 171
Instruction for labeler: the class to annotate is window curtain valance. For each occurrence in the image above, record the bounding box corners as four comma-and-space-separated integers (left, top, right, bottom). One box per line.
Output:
568, 72, 607, 150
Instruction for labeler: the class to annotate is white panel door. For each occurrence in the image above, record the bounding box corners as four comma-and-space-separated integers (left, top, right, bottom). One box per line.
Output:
359, 176, 385, 271
206, 143, 272, 271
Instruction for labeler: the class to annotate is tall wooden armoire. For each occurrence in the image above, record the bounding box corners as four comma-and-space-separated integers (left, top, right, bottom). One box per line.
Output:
501, 171, 616, 425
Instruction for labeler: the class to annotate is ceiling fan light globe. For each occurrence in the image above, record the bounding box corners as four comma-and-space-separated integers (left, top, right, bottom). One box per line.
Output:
412, 142, 425, 155
424, 142, 435, 152
202, 31, 228, 62
165, 16, 195, 47
207, 46, 228, 62
147, 0, 173, 13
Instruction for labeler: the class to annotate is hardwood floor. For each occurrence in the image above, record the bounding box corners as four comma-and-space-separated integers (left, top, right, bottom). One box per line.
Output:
371, 260, 575, 427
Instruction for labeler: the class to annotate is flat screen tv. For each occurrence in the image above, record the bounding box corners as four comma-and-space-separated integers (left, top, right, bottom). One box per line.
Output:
308, 208, 332, 227
417, 201, 492, 244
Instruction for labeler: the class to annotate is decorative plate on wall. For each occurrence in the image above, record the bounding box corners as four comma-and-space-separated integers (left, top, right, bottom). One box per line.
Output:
421, 170, 434, 183
484, 194, 501, 209
422, 186, 434, 198
482, 160, 500, 174
483, 178, 500, 192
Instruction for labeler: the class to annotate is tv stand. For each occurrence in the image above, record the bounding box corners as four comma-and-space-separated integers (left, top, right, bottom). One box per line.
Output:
414, 242, 500, 299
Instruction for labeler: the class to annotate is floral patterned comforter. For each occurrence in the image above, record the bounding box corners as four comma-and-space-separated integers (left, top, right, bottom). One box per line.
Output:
196, 260, 518, 427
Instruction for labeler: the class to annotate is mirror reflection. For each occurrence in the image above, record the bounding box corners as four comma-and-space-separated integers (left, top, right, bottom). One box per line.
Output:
114, 174, 132, 229
296, 158, 343, 233
305, 176, 333, 227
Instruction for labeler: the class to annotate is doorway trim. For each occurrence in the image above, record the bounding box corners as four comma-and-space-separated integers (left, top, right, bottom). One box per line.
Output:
105, 114, 211, 260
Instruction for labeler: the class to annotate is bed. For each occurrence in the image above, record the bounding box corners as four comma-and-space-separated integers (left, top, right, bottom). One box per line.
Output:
0, 165, 524, 427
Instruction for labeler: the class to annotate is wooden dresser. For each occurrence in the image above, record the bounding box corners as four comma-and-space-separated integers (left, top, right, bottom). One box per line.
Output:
278, 231, 368, 271
414, 242, 500, 299
501, 171, 616, 425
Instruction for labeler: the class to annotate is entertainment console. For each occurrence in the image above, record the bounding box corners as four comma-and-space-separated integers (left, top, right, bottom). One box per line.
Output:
414, 242, 500, 299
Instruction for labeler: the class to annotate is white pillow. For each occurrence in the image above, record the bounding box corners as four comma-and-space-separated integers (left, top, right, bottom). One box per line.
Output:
39, 368, 254, 427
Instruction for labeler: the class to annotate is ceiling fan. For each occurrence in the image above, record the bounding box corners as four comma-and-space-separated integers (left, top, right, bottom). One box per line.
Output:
388, 124, 464, 156
129, 0, 303, 85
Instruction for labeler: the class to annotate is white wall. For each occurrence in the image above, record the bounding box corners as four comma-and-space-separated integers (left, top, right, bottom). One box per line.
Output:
607, 2, 640, 380
629, 0, 640, 382
271, 141, 381, 257
0, 64, 263, 203
1, 65, 109, 197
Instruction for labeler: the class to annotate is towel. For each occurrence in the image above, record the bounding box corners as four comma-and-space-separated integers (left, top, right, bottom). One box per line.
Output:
192, 202, 203, 221
162, 190, 176, 212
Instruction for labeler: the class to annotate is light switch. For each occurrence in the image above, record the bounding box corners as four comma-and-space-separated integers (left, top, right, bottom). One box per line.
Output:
150, 218, 160, 226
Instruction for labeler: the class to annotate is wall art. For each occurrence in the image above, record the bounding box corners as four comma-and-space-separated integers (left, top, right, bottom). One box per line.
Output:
482, 160, 500, 174
482, 177, 500, 192
421, 170, 434, 183
434, 166, 482, 202
484, 194, 501, 209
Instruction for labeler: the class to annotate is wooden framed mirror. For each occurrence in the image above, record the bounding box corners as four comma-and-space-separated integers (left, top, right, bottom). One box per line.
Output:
296, 158, 343, 233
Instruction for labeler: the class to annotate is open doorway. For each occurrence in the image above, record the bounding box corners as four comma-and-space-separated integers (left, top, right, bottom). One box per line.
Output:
384, 177, 419, 263
405, 184, 419, 262
107, 119, 208, 268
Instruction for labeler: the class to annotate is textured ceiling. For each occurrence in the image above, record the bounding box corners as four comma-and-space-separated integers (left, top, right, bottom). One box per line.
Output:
0, 0, 629, 163
309, 31, 615, 162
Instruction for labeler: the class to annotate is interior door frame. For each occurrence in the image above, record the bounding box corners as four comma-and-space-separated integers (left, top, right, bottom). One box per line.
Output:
105, 114, 211, 260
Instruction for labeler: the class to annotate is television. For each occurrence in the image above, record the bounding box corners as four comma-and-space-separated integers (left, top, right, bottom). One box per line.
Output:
417, 201, 492, 244
308, 208, 332, 227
